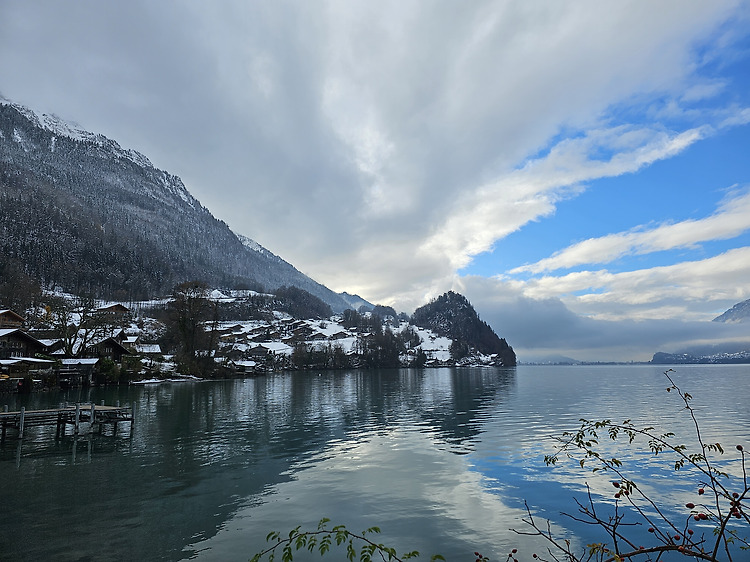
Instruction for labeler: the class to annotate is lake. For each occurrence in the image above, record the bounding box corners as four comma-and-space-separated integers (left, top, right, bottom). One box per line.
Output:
1, 365, 748, 561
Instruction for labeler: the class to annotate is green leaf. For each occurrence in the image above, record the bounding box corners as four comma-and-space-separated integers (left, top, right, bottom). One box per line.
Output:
294, 534, 306, 549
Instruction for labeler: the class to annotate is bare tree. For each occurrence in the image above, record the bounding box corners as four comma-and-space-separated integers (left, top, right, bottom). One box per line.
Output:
45, 294, 119, 357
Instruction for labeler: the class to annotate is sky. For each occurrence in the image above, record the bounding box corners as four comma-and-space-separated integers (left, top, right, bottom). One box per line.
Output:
2, 0, 750, 361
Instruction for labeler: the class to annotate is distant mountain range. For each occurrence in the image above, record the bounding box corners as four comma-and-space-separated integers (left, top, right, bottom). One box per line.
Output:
650, 298, 750, 364
0, 99, 354, 311
651, 347, 750, 364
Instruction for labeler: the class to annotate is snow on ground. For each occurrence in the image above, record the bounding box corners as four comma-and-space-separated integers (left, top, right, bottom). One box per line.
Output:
212, 313, 454, 364
256, 342, 293, 356
412, 326, 452, 362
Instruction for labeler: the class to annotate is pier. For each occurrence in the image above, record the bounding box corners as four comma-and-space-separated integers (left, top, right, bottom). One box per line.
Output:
0, 402, 134, 440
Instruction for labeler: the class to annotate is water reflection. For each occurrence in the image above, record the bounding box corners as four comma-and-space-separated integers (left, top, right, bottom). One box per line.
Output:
466, 364, 750, 554
1, 365, 747, 561
0, 368, 520, 561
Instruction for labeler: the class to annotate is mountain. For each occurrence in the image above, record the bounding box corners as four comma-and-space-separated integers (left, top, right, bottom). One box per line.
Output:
651, 347, 750, 364
0, 99, 351, 311
713, 299, 750, 323
339, 292, 374, 312
519, 354, 581, 365
411, 291, 516, 366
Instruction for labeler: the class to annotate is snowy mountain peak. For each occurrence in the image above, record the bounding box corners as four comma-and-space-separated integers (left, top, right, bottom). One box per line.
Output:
713, 298, 750, 323
0, 98, 353, 312
0, 96, 153, 169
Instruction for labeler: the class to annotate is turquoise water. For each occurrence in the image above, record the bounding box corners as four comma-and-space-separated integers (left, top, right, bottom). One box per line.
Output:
0, 365, 748, 561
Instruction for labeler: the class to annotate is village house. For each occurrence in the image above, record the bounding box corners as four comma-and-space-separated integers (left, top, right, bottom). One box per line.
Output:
0, 310, 54, 384
0, 328, 46, 360
86, 336, 131, 363
0, 309, 25, 329
122, 333, 140, 349
95, 303, 130, 317
135, 342, 162, 356
57, 357, 101, 388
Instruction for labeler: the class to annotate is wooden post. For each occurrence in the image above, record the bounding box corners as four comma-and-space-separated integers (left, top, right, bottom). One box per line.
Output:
91, 402, 96, 434
75, 403, 80, 435
18, 407, 25, 437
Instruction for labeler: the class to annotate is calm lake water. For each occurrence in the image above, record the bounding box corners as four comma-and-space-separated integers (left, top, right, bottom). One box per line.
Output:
1, 365, 748, 561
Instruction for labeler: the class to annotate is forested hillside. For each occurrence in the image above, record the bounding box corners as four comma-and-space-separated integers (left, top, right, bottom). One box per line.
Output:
412, 291, 516, 366
0, 100, 350, 310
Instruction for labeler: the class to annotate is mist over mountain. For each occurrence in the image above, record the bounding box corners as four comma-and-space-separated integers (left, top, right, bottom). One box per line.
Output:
0, 99, 351, 311
649, 298, 750, 364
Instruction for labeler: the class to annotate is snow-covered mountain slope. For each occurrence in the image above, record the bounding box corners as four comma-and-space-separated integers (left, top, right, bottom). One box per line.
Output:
713, 298, 750, 323
0, 98, 350, 311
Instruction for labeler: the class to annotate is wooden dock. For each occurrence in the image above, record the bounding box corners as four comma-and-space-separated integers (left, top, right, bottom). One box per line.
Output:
0, 402, 133, 440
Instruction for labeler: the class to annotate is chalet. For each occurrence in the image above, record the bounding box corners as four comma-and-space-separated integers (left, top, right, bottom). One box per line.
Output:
122, 334, 140, 348
249, 342, 293, 357
0, 329, 46, 360
0, 310, 25, 329
0, 357, 55, 375
228, 359, 258, 374
35, 338, 65, 355
0, 357, 54, 392
86, 337, 131, 363
248, 344, 273, 359
135, 343, 162, 356
328, 330, 350, 340
58, 358, 100, 387
96, 303, 130, 316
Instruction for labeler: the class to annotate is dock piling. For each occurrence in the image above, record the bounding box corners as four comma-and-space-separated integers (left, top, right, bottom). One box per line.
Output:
0, 403, 134, 442
18, 407, 25, 437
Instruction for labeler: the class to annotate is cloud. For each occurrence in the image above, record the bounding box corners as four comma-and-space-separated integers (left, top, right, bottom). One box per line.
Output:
505, 247, 750, 320
421, 124, 708, 272
458, 275, 750, 362
511, 187, 750, 274
1, 0, 749, 328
